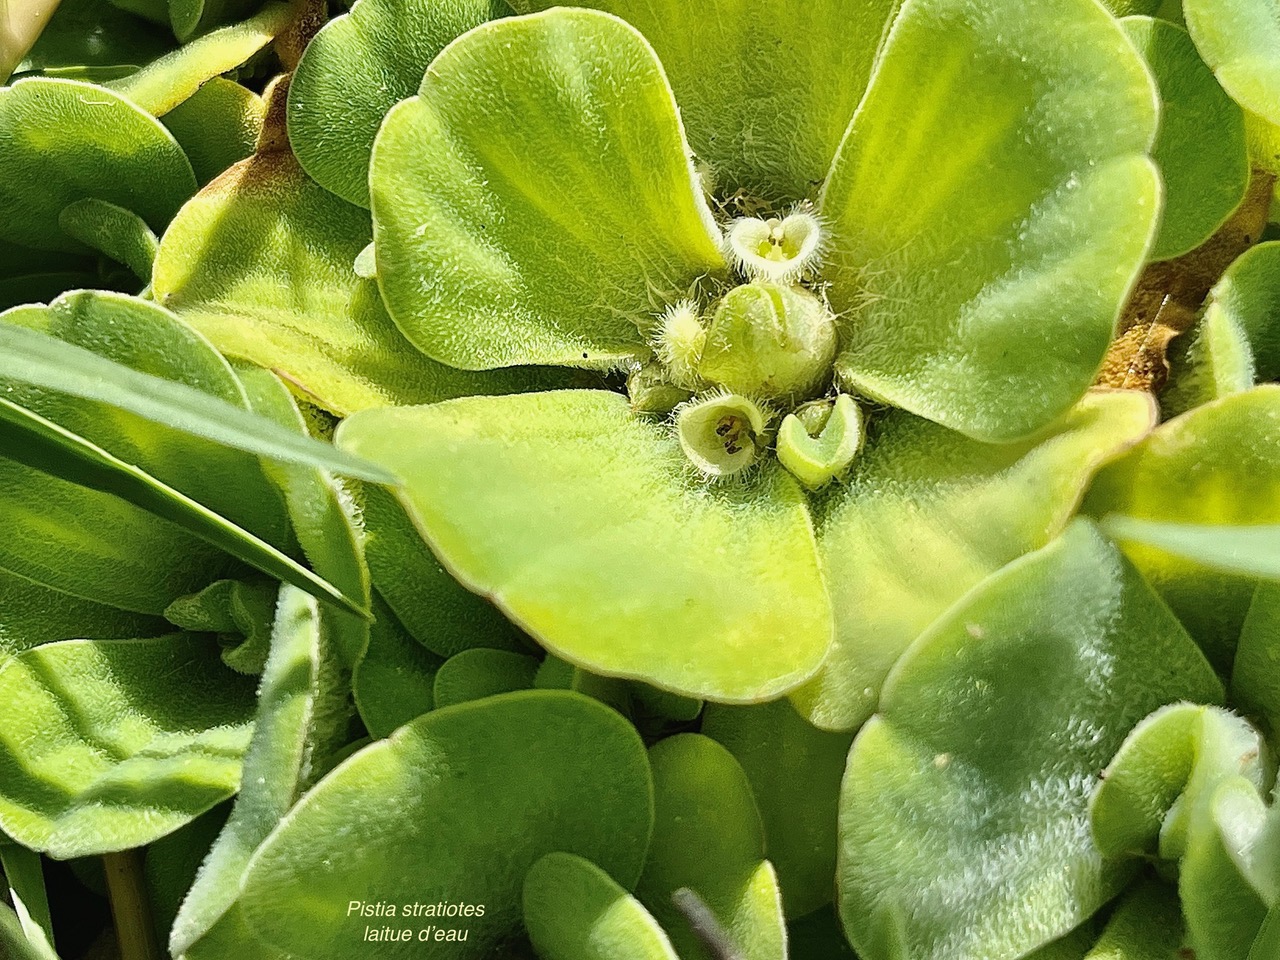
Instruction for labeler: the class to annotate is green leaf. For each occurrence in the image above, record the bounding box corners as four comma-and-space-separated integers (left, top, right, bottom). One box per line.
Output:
0, 404, 231, 614
792, 390, 1155, 732
106, 2, 291, 116
523, 853, 680, 960
1251, 903, 1280, 960
1183, 0, 1280, 126
433, 649, 540, 709
361, 484, 523, 657
0, 901, 59, 960
1090, 704, 1264, 860
0, 568, 165, 661
1234, 583, 1280, 735
232, 363, 372, 661
837, 521, 1223, 960
13, 0, 172, 74
637, 735, 785, 960
56, 199, 158, 283
1163, 238, 1280, 418
352, 596, 442, 740
0, 843, 54, 951
0, 314, 396, 483
337, 390, 832, 703
820, 0, 1160, 441
1180, 778, 1276, 960
1100, 516, 1280, 580
145, 805, 231, 952
369, 8, 726, 370
238, 690, 654, 959
160, 78, 264, 185
0, 77, 196, 252
5, 291, 294, 548
0, 396, 368, 618
702, 699, 854, 918
169, 0, 260, 43
1085, 385, 1280, 669
1120, 17, 1249, 260
152, 149, 572, 416
288, 0, 504, 207
512, 0, 899, 204
0, 635, 256, 858
1081, 880, 1186, 960
171, 587, 343, 959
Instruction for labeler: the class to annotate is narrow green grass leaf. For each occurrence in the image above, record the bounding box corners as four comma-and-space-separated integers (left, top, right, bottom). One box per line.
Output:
0, 396, 369, 618
0, 322, 395, 483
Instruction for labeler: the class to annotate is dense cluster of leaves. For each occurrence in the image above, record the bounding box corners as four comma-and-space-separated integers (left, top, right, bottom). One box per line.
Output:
1, 0, 1279, 958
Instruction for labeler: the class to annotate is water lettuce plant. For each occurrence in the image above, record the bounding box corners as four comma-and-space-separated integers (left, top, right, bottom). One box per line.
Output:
1, 0, 1279, 957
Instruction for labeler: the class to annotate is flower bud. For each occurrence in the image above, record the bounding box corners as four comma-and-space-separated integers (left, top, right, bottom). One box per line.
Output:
655, 299, 706, 389
776, 394, 864, 489
627, 361, 692, 416
698, 282, 837, 401
676, 393, 769, 478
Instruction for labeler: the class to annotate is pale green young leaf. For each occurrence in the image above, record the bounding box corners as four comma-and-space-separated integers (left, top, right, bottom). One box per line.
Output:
0, 77, 196, 253
1121, 17, 1249, 260
1085, 385, 1280, 669
107, 2, 291, 116
524, 853, 679, 960
152, 150, 575, 416
239, 691, 654, 959
1101, 517, 1280, 580
369, 8, 725, 370
821, 0, 1160, 441
838, 522, 1222, 960
637, 735, 786, 960
1180, 778, 1276, 960
0, 635, 256, 858
793, 390, 1155, 732
702, 699, 853, 918
1183, 0, 1280, 126
337, 390, 832, 703
288, 0, 507, 207
1164, 240, 1280, 415
1090, 705, 1261, 860
511, 0, 899, 204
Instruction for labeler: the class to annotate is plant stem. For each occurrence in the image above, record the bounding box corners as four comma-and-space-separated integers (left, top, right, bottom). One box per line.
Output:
102, 850, 160, 960
0, 0, 62, 83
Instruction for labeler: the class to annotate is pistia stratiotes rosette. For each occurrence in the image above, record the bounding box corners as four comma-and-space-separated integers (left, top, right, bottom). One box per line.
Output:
338, 0, 1165, 705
